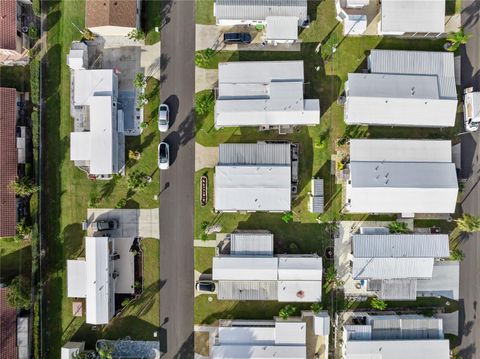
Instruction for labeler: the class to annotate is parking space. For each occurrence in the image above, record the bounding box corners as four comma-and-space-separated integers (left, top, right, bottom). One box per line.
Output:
86, 208, 160, 239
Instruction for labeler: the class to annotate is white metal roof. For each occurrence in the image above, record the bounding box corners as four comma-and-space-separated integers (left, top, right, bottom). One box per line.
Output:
347, 139, 458, 214
230, 232, 274, 256
212, 345, 306, 358
349, 139, 452, 162
266, 16, 298, 40
67, 49, 85, 70
345, 339, 449, 359
85, 236, 113, 325
381, 0, 445, 34
345, 73, 457, 127
215, 61, 319, 127
73, 69, 116, 106
352, 234, 450, 258
277, 280, 322, 302
67, 260, 87, 298
277, 256, 322, 280
352, 257, 434, 279
213, 257, 278, 280
417, 261, 459, 300
313, 312, 330, 336
275, 321, 306, 344
70, 132, 91, 161
218, 326, 275, 345
214, 165, 291, 211
214, 0, 307, 23
369, 50, 456, 99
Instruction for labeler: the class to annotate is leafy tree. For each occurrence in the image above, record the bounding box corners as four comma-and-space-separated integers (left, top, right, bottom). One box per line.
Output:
195, 91, 214, 116
281, 212, 294, 224
7, 276, 31, 310
279, 304, 297, 320
128, 150, 141, 161
127, 29, 145, 41
200, 233, 208, 241
371, 297, 387, 311
446, 27, 471, 52
310, 302, 323, 314
450, 248, 465, 261
456, 213, 480, 232
127, 170, 149, 191
9, 177, 39, 197
388, 221, 410, 234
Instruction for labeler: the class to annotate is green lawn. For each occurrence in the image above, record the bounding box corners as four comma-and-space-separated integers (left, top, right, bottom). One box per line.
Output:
42, 0, 160, 356
65, 239, 160, 348
0, 238, 32, 283
195, 296, 312, 324
195, 0, 215, 25
195, 247, 215, 274
142, 0, 161, 45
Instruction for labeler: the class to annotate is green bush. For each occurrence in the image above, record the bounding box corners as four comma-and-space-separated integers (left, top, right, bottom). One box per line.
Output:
30, 60, 40, 106
310, 302, 323, 314
281, 212, 294, 223
127, 170, 150, 191
195, 48, 216, 68
279, 304, 297, 320
388, 221, 410, 234
195, 91, 214, 116
371, 297, 387, 311
32, 0, 41, 15
7, 276, 31, 310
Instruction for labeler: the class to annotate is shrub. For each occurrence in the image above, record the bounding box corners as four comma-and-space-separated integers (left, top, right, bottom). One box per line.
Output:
456, 213, 480, 233
371, 298, 387, 311
115, 198, 127, 209
16, 218, 32, 238
134, 73, 146, 89
310, 302, 323, 314
30, 60, 40, 106
279, 304, 297, 320
281, 212, 294, 224
195, 48, 216, 68
7, 276, 31, 309
9, 177, 39, 197
450, 248, 465, 261
127, 29, 145, 41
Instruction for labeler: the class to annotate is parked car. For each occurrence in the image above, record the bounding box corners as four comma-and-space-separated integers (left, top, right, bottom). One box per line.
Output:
463, 87, 480, 132
92, 220, 118, 232
158, 142, 170, 170
195, 281, 216, 293
223, 32, 252, 44
158, 104, 170, 132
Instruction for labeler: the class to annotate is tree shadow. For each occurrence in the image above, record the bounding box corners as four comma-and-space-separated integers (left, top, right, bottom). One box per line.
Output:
0, 244, 32, 283
63, 223, 84, 259
45, 10, 61, 31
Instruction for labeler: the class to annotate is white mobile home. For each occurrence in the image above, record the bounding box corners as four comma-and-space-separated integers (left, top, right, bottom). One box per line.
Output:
345, 139, 458, 215
215, 61, 320, 129
345, 50, 457, 127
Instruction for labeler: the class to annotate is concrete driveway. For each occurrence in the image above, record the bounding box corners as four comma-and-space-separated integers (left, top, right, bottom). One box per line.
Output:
86, 208, 160, 239
196, 24, 300, 52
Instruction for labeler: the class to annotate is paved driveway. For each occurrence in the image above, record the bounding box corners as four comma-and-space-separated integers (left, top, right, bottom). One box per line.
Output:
86, 208, 160, 239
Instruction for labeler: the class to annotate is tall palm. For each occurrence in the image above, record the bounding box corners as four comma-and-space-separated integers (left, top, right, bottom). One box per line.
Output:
456, 213, 480, 233
446, 27, 471, 52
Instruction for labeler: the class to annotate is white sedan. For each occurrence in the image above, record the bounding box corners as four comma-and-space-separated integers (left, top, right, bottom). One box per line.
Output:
158, 142, 170, 170
158, 104, 170, 132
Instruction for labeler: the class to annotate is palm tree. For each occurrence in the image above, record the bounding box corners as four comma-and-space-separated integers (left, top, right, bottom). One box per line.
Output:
323, 266, 343, 290
9, 177, 39, 197
455, 213, 480, 233
446, 27, 471, 52
388, 221, 410, 234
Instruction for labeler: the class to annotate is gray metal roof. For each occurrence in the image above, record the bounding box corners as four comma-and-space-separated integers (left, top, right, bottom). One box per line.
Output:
312, 178, 323, 196
218, 142, 291, 165
352, 257, 434, 280
377, 278, 417, 300
217, 280, 278, 300
310, 196, 324, 213
214, 0, 307, 22
352, 234, 450, 258
369, 50, 456, 99
369, 316, 444, 340
416, 260, 459, 300
231, 232, 274, 256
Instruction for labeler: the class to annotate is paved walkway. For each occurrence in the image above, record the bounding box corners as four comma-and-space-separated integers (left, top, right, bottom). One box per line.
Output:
141, 42, 161, 80
196, 24, 300, 52
194, 239, 217, 247
195, 142, 218, 171
86, 208, 160, 239
195, 67, 218, 93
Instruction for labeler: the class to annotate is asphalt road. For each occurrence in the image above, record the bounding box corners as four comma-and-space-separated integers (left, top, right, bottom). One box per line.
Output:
159, 0, 195, 357
458, 1, 480, 358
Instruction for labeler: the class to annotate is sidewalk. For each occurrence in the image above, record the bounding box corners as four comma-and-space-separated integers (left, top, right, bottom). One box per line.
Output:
195, 67, 218, 93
